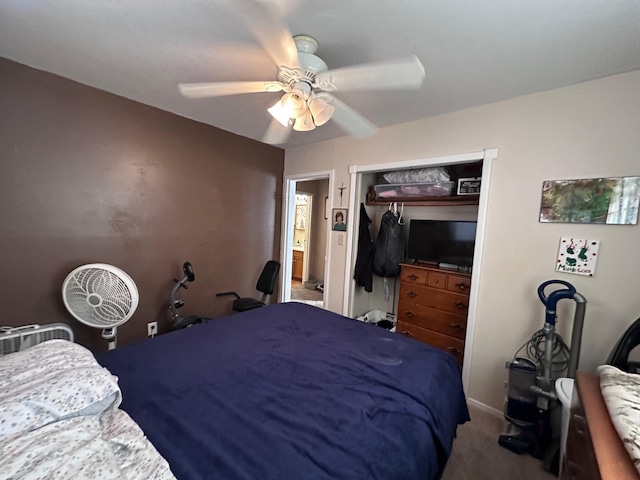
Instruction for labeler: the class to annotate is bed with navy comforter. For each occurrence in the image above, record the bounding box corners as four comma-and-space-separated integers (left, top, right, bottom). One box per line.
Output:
96, 302, 469, 480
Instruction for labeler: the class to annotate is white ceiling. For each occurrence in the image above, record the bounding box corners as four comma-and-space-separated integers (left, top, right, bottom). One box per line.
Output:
1, 0, 639, 149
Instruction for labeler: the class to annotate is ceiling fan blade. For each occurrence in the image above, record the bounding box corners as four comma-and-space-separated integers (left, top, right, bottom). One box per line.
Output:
262, 118, 292, 145
322, 94, 377, 139
316, 55, 425, 92
224, 0, 299, 69
178, 81, 284, 98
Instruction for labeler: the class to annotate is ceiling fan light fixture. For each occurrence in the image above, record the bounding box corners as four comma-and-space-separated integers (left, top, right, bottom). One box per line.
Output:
267, 99, 293, 127
293, 110, 316, 132
308, 95, 335, 126
283, 92, 307, 119
268, 90, 308, 126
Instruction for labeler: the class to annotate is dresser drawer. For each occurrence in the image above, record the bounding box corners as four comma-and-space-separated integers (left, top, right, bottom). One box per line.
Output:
426, 270, 447, 288
399, 283, 469, 315
397, 301, 466, 340
563, 460, 599, 480
396, 321, 464, 364
563, 398, 601, 480
400, 265, 428, 285
446, 274, 471, 294
564, 428, 600, 480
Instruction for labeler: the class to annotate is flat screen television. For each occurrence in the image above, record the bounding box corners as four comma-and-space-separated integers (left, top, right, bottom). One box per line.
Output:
407, 219, 477, 267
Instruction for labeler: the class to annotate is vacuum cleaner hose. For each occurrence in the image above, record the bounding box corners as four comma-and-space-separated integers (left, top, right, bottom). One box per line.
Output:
514, 328, 571, 378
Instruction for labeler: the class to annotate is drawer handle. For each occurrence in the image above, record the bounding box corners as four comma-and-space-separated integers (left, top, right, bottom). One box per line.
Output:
456, 283, 469, 291
433, 279, 440, 284
447, 346, 462, 355
408, 274, 418, 280
401, 330, 413, 338
404, 310, 415, 318
455, 301, 467, 310
449, 323, 464, 331
407, 291, 417, 298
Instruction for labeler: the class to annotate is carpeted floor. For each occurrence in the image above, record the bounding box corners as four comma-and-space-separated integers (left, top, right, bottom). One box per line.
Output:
442, 404, 556, 480
290, 283, 323, 302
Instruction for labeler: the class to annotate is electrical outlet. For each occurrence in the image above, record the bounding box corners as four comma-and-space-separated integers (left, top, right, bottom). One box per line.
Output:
338, 234, 344, 246
147, 321, 158, 337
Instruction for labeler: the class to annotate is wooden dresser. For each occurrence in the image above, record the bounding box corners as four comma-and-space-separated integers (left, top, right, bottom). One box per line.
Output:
396, 263, 471, 365
563, 371, 639, 480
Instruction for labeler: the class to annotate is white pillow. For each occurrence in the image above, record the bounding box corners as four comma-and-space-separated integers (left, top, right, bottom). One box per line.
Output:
598, 364, 640, 474
0, 339, 121, 442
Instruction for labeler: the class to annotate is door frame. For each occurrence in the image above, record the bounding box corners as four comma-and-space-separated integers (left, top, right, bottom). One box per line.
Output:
293, 191, 313, 283
344, 148, 498, 393
280, 170, 334, 304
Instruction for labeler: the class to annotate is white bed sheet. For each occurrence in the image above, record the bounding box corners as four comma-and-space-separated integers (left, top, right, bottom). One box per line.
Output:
598, 364, 640, 475
0, 339, 176, 480
1, 404, 175, 480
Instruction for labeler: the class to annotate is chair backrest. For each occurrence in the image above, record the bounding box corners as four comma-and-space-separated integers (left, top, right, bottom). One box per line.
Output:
607, 317, 640, 373
256, 260, 280, 302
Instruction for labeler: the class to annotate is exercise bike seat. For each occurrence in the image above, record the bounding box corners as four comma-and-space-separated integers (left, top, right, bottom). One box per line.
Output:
216, 260, 280, 313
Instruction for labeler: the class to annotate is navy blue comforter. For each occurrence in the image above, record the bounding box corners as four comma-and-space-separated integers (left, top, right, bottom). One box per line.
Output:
96, 302, 469, 480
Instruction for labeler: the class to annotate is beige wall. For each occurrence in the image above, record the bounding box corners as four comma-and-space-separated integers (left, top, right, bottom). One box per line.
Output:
284, 70, 640, 410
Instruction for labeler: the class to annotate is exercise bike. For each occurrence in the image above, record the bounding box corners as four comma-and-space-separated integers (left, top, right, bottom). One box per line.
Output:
169, 262, 205, 330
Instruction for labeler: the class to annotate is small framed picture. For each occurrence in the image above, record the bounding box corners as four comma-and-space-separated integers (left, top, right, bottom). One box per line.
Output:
332, 208, 347, 231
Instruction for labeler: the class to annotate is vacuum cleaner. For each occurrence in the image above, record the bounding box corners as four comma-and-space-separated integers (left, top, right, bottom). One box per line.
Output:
499, 280, 586, 463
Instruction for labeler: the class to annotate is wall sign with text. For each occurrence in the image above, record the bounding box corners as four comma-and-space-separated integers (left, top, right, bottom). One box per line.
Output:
556, 238, 600, 276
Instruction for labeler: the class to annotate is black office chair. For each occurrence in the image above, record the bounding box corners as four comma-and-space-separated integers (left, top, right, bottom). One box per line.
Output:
216, 260, 281, 312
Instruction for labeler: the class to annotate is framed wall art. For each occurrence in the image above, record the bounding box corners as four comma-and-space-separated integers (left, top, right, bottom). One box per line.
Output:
332, 208, 347, 231
539, 176, 639, 225
556, 238, 600, 276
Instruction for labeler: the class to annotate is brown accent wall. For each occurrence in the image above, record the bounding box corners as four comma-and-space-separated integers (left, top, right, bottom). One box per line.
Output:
0, 57, 284, 351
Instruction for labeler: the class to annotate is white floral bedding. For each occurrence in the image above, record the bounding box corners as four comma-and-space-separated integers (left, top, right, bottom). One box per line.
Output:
0, 340, 176, 480
598, 364, 640, 474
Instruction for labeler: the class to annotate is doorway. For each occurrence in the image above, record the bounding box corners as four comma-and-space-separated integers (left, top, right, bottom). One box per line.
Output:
290, 191, 321, 305
280, 171, 334, 307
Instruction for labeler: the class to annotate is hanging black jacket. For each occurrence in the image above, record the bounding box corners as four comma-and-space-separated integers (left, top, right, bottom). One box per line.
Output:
373, 209, 405, 277
353, 203, 375, 292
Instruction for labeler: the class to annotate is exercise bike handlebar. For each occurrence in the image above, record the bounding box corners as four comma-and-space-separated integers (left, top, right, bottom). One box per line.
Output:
183, 262, 195, 282
537, 279, 577, 325
169, 262, 196, 319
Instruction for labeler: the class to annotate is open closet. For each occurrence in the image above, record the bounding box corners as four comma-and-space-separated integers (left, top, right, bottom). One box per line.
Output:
346, 154, 489, 369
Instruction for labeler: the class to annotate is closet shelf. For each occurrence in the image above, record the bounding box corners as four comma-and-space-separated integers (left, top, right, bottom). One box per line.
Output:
365, 186, 479, 207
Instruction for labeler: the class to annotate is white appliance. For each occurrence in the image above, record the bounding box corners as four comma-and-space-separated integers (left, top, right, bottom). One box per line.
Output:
555, 377, 574, 477
62, 263, 139, 350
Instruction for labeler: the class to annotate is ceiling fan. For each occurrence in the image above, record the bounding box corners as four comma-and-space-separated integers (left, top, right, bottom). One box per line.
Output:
178, 0, 426, 145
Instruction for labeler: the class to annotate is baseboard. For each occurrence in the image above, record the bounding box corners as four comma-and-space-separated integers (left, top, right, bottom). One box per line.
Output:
467, 397, 503, 418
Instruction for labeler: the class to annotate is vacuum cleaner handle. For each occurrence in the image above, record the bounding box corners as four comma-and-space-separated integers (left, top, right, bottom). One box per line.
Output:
537, 280, 576, 325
